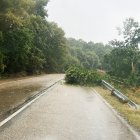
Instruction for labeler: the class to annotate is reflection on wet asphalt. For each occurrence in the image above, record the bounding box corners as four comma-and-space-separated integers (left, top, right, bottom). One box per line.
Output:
0, 83, 139, 140
0, 74, 64, 120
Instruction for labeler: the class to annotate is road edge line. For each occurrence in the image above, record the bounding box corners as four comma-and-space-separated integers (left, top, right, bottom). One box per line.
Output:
0, 79, 63, 128
92, 88, 140, 140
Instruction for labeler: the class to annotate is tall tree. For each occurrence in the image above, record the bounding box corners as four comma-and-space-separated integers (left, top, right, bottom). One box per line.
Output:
104, 18, 140, 80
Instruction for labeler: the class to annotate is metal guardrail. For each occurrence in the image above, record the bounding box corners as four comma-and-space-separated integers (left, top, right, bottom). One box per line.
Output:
102, 80, 139, 109
102, 80, 114, 91
113, 89, 129, 103
128, 101, 139, 109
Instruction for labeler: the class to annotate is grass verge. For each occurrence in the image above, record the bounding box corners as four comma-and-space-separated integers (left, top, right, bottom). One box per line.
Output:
94, 86, 140, 132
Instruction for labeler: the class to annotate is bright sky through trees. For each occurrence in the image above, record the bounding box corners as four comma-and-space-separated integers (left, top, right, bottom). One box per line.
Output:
48, 0, 140, 43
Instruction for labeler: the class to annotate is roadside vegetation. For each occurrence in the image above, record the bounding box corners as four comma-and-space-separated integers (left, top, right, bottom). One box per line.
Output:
1, 2, 140, 89
103, 18, 140, 87
65, 66, 107, 86
1, 0, 140, 132
95, 87, 140, 132
65, 18, 140, 132
107, 79, 140, 105
0, 0, 112, 77
66, 18, 140, 92
66, 38, 112, 70
0, 0, 68, 75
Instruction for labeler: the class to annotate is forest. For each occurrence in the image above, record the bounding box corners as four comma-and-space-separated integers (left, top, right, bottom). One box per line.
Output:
103, 18, 140, 86
0, 0, 68, 74
66, 18, 140, 86
0, 0, 111, 75
0, 0, 140, 86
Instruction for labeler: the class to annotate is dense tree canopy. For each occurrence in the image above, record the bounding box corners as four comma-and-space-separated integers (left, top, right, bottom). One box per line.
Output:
0, 0, 68, 75
0, 0, 115, 77
67, 38, 112, 70
104, 18, 140, 85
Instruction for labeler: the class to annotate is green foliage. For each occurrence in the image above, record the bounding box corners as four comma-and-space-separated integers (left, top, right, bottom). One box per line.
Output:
124, 73, 140, 87
3, 28, 34, 73
65, 66, 106, 86
104, 47, 132, 78
104, 18, 140, 86
67, 38, 112, 70
43, 22, 67, 72
0, 0, 67, 75
34, 0, 49, 17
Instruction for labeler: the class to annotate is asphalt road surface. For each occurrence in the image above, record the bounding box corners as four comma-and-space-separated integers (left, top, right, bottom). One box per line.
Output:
0, 82, 139, 140
0, 74, 64, 120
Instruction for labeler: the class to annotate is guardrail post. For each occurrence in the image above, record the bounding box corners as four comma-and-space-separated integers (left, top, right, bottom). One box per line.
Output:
111, 89, 115, 96
101, 80, 139, 109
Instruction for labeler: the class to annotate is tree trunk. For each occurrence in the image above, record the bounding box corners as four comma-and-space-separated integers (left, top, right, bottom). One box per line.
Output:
131, 61, 136, 73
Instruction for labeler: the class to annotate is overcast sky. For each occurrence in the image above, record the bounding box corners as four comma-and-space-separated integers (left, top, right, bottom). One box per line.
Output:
47, 0, 140, 44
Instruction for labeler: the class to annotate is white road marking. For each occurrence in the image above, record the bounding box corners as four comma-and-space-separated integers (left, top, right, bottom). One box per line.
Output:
92, 88, 140, 140
0, 81, 60, 127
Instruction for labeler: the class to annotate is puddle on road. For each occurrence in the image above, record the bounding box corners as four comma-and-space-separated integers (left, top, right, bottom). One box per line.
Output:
0, 84, 42, 120
0, 74, 64, 121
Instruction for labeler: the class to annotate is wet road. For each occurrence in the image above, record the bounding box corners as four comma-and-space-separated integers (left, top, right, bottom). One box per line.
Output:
0, 83, 139, 140
0, 74, 64, 120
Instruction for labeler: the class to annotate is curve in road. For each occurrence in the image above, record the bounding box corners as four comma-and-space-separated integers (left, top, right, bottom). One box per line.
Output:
0, 82, 139, 140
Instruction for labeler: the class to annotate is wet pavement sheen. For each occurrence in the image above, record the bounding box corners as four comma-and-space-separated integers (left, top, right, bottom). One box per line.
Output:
0, 83, 139, 140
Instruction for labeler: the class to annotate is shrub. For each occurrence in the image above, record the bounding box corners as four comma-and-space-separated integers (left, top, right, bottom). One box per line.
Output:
65, 66, 106, 86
